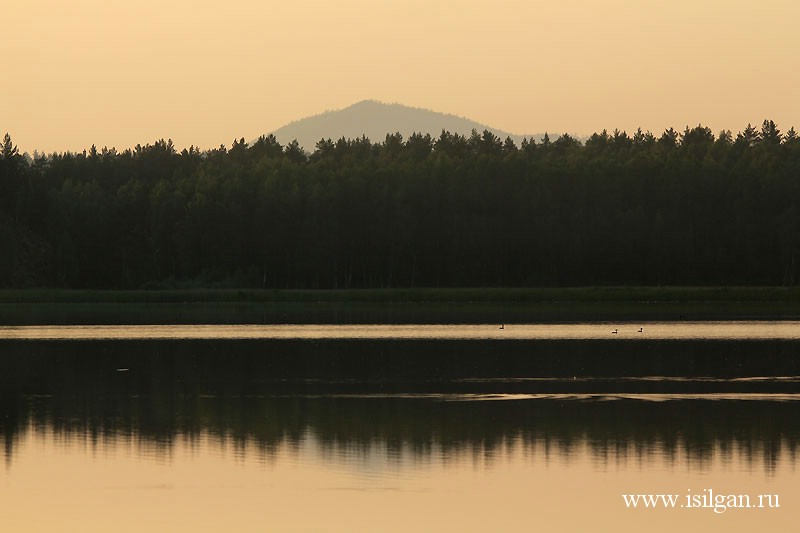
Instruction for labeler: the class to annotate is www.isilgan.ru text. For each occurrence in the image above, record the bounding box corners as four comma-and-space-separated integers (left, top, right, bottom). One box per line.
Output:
622, 489, 780, 514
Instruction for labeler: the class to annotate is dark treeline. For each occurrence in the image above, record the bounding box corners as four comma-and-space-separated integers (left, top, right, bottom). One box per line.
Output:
1, 120, 799, 289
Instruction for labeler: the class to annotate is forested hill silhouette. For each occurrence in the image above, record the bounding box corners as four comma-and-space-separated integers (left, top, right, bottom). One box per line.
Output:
269, 100, 550, 151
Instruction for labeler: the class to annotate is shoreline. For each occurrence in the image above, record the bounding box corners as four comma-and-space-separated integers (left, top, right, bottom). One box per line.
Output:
1, 287, 798, 325
2, 286, 800, 304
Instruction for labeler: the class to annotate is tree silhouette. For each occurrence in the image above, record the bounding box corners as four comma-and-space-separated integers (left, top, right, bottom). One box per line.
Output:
0, 121, 798, 288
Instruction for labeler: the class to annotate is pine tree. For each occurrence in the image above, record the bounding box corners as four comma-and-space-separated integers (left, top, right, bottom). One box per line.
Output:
1, 133, 18, 160
761, 120, 781, 145
737, 123, 761, 146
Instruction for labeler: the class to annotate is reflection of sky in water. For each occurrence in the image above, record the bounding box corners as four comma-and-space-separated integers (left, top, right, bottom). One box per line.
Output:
2, 423, 798, 533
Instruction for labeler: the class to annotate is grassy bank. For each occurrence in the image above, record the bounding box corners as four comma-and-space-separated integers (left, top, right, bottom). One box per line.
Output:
0, 286, 799, 304
1, 287, 798, 325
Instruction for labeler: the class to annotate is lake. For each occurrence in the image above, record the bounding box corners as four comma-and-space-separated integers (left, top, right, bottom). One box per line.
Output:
1, 322, 799, 531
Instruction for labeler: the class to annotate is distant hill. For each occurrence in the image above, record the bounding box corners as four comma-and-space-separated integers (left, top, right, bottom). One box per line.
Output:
266, 100, 555, 152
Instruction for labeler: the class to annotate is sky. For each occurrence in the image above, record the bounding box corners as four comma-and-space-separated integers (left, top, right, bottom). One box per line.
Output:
3, 0, 799, 153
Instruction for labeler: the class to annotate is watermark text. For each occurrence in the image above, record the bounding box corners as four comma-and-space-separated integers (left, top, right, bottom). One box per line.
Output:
622, 489, 780, 513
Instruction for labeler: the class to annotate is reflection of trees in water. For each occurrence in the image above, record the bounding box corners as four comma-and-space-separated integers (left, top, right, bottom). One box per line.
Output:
2, 339, 800, 472
2, 393, 798, 474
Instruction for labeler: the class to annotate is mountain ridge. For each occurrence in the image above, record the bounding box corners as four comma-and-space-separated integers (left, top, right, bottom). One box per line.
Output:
266, 100, 555, 151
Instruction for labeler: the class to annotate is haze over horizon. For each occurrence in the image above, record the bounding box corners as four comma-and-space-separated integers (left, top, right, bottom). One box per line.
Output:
4, 0, 799, 153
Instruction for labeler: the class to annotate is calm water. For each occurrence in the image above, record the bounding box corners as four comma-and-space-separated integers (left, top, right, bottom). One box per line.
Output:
2, 321, 800, 340
1, 322, 799, 531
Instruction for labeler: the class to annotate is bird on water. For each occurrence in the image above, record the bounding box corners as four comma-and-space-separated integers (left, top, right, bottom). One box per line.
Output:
612, 329, 618, 334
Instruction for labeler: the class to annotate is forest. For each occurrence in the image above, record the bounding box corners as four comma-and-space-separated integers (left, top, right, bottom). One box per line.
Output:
0, 121, 798, 289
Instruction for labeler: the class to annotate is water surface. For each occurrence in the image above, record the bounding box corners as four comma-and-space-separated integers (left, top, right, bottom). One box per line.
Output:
2, 320, 800, 340
1, 323, 799, 531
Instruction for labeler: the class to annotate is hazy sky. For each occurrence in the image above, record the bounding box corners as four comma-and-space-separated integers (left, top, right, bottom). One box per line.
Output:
4, 0, 798, 153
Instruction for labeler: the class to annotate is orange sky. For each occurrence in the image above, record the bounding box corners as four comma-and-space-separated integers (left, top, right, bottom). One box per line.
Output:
4, 0, 798, 153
